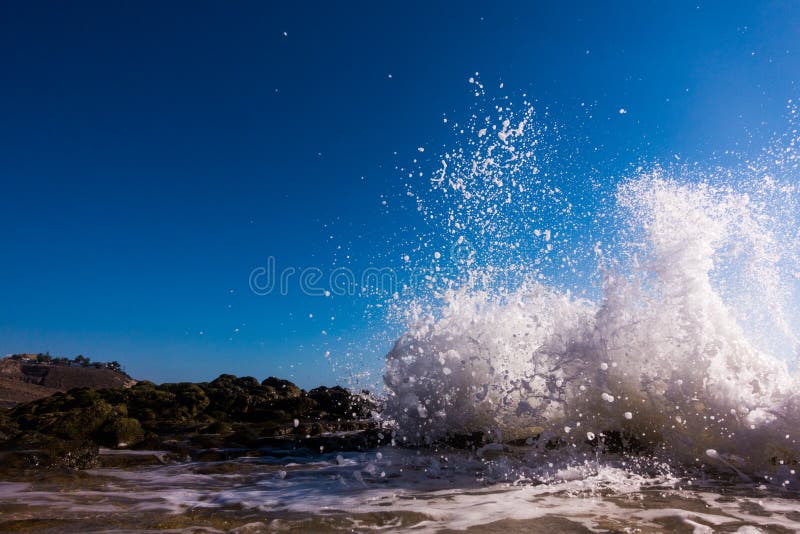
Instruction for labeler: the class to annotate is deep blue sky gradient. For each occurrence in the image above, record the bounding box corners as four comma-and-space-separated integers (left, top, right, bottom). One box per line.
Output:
1, 1, 799, 387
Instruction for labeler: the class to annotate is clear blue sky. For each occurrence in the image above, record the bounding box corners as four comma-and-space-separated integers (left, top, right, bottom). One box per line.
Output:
1, 1, 798, 387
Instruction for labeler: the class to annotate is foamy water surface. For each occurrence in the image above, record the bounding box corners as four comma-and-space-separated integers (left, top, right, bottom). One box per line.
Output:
1, 448, 800, 532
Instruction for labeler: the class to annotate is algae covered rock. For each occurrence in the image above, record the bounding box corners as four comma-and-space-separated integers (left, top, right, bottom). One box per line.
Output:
205, 420, 233, 434
0, 410, 17, 442
100, 417, 145, 447
26, 439, 100, 470
0, 373, 379, 470
308, 386, 373, 419
11, 387, 115, 441
262, 376, 302, 398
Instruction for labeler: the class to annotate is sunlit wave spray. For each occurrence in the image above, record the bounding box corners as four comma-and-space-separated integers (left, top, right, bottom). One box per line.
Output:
383, 84, 800, 479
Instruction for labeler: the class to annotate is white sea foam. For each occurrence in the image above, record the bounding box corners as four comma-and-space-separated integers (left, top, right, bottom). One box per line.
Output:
384, 93, 800, 477
4, 453, 799, 532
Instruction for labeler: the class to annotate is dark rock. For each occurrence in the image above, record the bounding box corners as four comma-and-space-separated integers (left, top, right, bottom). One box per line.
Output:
308, 386, 374, 419
192, 449, 237, 462
228, 425, 261, 447
0, 373, 379, 470
594, 430, 651, 455
205, 421, 233, 434
97, 449, 174, 468
0, 410, 17, 442
11, 387, 115, 441
261, 376, 302, 398
100, 417, 144, 447
29, 439, 100, 470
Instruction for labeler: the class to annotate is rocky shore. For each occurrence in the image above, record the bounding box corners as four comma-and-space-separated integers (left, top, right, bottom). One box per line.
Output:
0, 373, 384, 474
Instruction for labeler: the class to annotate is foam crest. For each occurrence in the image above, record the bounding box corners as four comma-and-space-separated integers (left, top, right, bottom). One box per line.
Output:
385, 106, 800, 476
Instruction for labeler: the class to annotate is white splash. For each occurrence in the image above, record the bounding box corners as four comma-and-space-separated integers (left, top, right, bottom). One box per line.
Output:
384, 92, 800, 476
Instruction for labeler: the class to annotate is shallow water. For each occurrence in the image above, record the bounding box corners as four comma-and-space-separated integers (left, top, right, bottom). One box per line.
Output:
1, 447, 799, 533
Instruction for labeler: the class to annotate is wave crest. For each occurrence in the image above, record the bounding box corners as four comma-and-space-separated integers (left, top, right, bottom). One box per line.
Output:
385, 174, 800, 474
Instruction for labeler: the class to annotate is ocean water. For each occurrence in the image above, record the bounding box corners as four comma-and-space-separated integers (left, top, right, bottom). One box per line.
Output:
1, 448, 800, 532
3, 91, 800, 532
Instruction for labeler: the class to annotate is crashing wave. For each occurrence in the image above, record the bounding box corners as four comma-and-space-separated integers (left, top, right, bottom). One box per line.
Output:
385, 173, 800, 475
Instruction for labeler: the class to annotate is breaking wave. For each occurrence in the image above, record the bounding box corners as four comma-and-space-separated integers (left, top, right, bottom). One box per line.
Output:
383, 88, 800, 480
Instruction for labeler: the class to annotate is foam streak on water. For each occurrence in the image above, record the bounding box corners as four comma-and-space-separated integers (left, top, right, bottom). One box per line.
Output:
1, 452, 799, 532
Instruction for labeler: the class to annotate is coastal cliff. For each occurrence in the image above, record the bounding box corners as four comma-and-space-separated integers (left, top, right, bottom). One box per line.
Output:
0, 354, 135, 408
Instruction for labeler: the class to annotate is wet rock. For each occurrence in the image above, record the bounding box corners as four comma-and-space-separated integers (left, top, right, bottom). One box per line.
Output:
227, 424, 262, 447
593, 430, 651, 454
308, 386, 374, 419
300, 427, 388, 452
261, 376, 302, 398
0, 410, 17, 442
30, 439, 100, 470
97, 448, 174, 468
0, 373, 379, 470
189, 433, 227, 449
442, 431, 487, 450
205, 421, 233, 434
190, 448, 244, 462
100, 417, 144, 447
